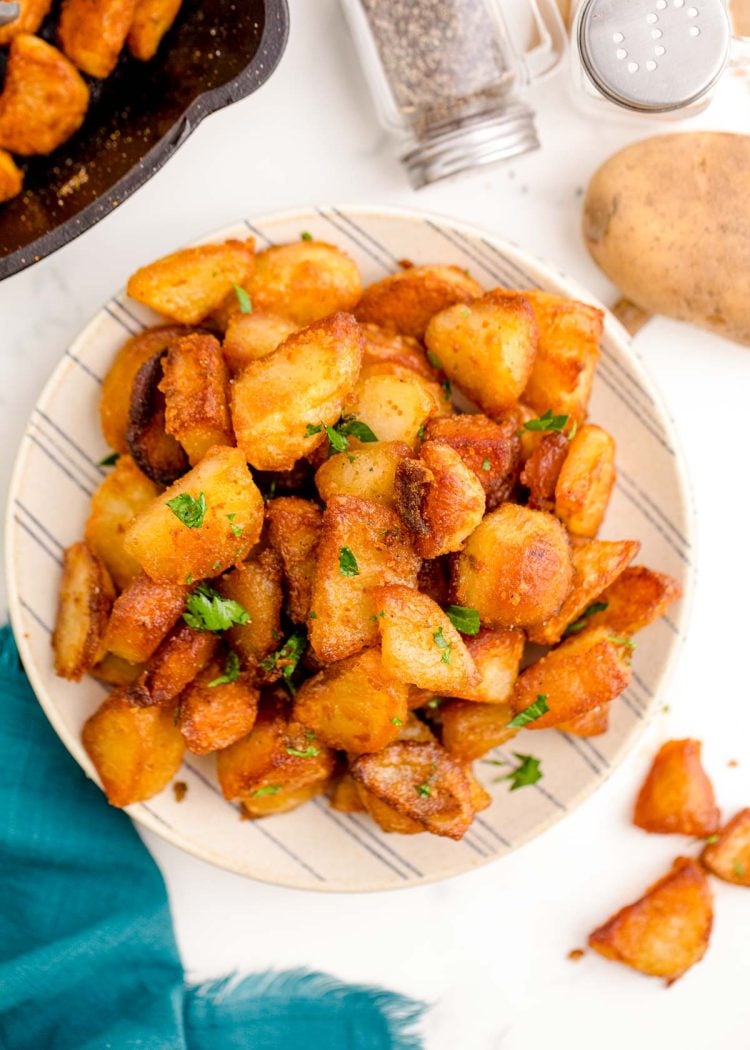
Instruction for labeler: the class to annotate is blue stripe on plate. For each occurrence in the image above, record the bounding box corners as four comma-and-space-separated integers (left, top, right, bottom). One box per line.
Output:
26, 433, 95, 498
316, 208, 392, 272
14, 515, 62, 567
312, 800, 411, 880
19, 597, 52, 634
34, 408, 106, 475
473, 815, 511, 849
15, 499, 64, 552
331, 207, 400, 267
346, 813, 424, 878
113, 299, 146, 332
244, 220, 274, 246
29, 424, 101, 492
423, 220, 508, 285
65, 349, 102, 384
555, 731, 601, 776
618, 468, 690, 549
104, 304, 140, 337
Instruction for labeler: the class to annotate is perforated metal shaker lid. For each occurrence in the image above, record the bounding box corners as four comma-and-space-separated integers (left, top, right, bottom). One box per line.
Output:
578, 0, 731, 112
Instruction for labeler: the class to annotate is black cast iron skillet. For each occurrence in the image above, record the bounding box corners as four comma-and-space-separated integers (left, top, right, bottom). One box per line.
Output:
0, 0, 289, 280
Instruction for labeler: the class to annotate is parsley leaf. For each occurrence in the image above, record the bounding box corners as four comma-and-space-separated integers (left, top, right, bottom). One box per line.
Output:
702, 834, 719, 846
610, 636, 636, 651
339, 547, 359, 577
417, 425, 425, 441
300, 231, 313, 241
324, 423, 348, 453
286, 745, 320, 758
426, 698, 442, 709
442, 378, 452, 400
253, 785, 282, 797
733, 859, 746, 878
433, 626, 451, 664
445, 605, 480, 636
426, 350, 442, 370
564, 601, 609, 636
415, 782, 432, 798
260, 630, 307, 689
208, 650, 241, 687
183, 583, 250, 632
390, 717, 404, 726
502, 752, 543, 791
98, 451, 119, 467
304, 423, 323, 438
481, 458, 491, 471
233, 284, 252, 314
167, 492, 206, 529
508, 695, 549, 729
337, 416, 378, 443
523, 409, 570, 433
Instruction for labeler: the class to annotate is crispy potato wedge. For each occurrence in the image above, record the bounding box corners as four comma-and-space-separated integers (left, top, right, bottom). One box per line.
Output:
522, 291, 603, 422
0, 0, 52, 44
329, 772, 367, 813
124, 446, 264, 582
248, 241, 362, 325
372, 585, 480, 695
585, 565, 683, 636
126, 622, 218, 707
0, 34, 89, 155
634, 739, 720, 837
454, 504, 573, 628
344, 372, 435, 449
85, 454, 160, 589
82, 689, 185, 806
511, 625, 632, 729
358, 359, 451, 419
357, 786, 424, 834
352, 740, 474, 840
520, 431, 569, 512
127, 0, 182, 60
701, 809, 750, 886
178, 661, 259, 755
218, 549, 283, 670
53, 541, 115, 680
355, 265, 483, 339
424, 291, 537, 415
315, 441, 412, 508
125, 348, 189, 485
294, 647, 409, 754
555, 424, 616, 537
266, 497, 322, 624
160, 333, 233, 464
58, 0, 135, 77
242, 781, 327, 819
0, 149, 23, 202
222, 310, 297, 374
90, 652, 144, 687
127, 240, 255, 325
231, 313, 363, 471
424, 414, 521, 511
360, 323, 435, 379
453, 628, 524, 703
103, 572, 187, 663
438, 699, 516, 763
309, 496, 420, 663
558, 704, 610, 737
589, 857, 713, 981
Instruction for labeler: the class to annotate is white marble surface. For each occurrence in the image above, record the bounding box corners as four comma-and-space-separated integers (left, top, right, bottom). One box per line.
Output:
2, 3, 750, 1046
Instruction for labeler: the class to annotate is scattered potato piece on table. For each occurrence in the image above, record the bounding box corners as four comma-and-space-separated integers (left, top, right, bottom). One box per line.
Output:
53, 541, 115, 680
85, 454, 160, 589
424, 414, 521, 511
59, 0, 136, 77
557, 704, 610, 737
453, 628, 524, 704
634, 739, 720, 837
355, 265, 483, 339
126, 622, 218, 707
585, 566, 683, 636
555, 424, 616, 538
178, 661, 258, 755
316, 441, 412, 508
218, 549, 283, 671
103, 572, 187, 663
438, 699, 516, 763
160, 333, 233, 464
222, 310, 297, 374
127, 0, 182, 61
0, 0, 52, 44
345, 372, 435, 449
266, 497, 322, 624
701, 809, 750, 886
0, 149, 23, 203
249, 241, 362, 325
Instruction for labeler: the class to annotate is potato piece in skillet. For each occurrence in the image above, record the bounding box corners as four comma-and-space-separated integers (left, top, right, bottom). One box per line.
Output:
0, 148, 23, 202
59, 0, 135, 78
127, 0, 182, 61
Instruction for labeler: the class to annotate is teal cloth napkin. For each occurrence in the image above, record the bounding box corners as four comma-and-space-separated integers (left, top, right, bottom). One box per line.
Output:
0, 626, 426, 1049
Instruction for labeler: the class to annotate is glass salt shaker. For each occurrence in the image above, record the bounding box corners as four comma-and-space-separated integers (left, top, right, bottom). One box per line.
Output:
340, 0, 567, 188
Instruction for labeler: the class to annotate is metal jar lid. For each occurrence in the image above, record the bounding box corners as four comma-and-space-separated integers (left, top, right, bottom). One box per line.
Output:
578, 0, 731, 112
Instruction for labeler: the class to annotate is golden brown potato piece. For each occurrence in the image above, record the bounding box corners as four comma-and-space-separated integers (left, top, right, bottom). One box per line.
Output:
309, 496, 420, 663
589, 857, 713, 981
82, 689, 185, 807
585, 566, 683, 636
329, 773, 367, 813
360, 323, 435, 379
126, 347, 189, 486
351, 740, 474, 840
0, 149, 23, 203
315, 441, 412, 509
520, 431, 569, 512
127, 0, 182, 60
248, 240, 362, 325
90, 652, 144, 687
0, 0, 52, 44
231, 313, 363, 471
85, 454, 160, 589
701, 809, 750, 887
424, 291, 537, 416
527, 538, 639, 646
294, 648, 409, 754
159, 333, 233, 464
423, 414, 521, 511
396, 711, 437, 744
438, 699, 516, 763
222, 310, 297, 374
266, 497, 322, 624
124, 446, 264, 582
454, 628, 524, 704
355, 265, 483, 339
555, 424, 616, 537
522, 291, 603, 422
344, 372, 435, 449
372, 585, 480, 695
0, 34, 89, 155
218, 549, 283, 670
53, 541, 115, 681
453, 504, 572, 628
243, 781, 328, 819
357, 786, 425, 834
465, 766, 492, 813
127, 622, 218, 707
511, 626, 632, 729
558, 704, 610, 737
127, 240, 255, 325
178, 661, 258, 755
634, 739, 720, 837
58, 0, 135, 77
103, 572, 187, 663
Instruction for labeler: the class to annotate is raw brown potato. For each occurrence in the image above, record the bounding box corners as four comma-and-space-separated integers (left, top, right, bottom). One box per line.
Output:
355, 264, 483, 339
222, 310, 297, 374
511, 625, 632, 729
58, 0, 135, 77
555, 424, 616, 537
453, 503, 572, 628
53, 541, 115, 680
424, 414, 521, 510
178, 661, 259, 755
701, 809, 750, 886
231, 313, 363, 471
438, 700, 516, 763
103, 572, 187, 663
0, 149, 23, 202
584, 133, 750, 347
351, 740, 474, 840
126, 622, 218, 707
329, 773, 366, 813
82, 689, 185, 807
218, 549, 283, 670
125, 348, 188, 485
634, 739, 720, 837
453, 628, 524, 704
127, 0, 182, 60
0, 0, 52, 44
344, 372, 435, 448
585, 565, 683, 636
265, 497, 322, 624
527, 538, 639, 646
589, 857, 713, 981
360, 323, 435, 379
294, 648, 409, 754
520, 431, 569, 512
308, 496, 420, 663
424, 291, 537, 415
372, 585, 480, 695
315, 441, 412, 508
85, 455, 160, 589
127, 239, 255, 325
124, 446, 264, 582
558, 704, 610, 737
160, 333, 233, 464
248, 241, 362, 325
0, 34, 89, 155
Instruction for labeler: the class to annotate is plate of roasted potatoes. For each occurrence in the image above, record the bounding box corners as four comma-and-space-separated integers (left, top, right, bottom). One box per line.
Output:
6, 206, 692, 890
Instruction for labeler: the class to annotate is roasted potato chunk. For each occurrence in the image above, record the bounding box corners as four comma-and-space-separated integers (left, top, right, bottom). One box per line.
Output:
585, 566, 683, 636
372, 585, 480, 695
0, 34, 89, 155
344, 372, 435, 449
231, 313, 363, 471
242, 781, 327, 819
520, 431, 569, 512
454, 504, 573, 628
160, 333, 233, 464
127, 622, 218, 707
423, 414, 520, 511
124, 446, 264, 583
356, 787, 424, 834
58, 0, 135, 77
438, 699, 516, 763
701, 809, 750, 886
454, 628, 524, 704
555, 424, 616, 537
634, 739, 720, 837
53, 541, 115, 680
0, 0, 52, 44
360, 323, 435, 378
218, 549, 283, 670
127, 0, 182, 60
309, 496, 420, 663
178, 660, 259, 755
589, 857, 713, 981
424, 291, 537, 416
82, 689, 185, 807
85, 455, 160, 589
222, 310, 297, 374
103, 572, 187, 663
294, 648, 409, 754
248, 241, 362, 325
315, 441, 412, 508
266, 497, 322, 624
355, 265, 483, 339
127, 240, 255, 325
90, 651, 144, 686
558, 704, 610, 737
329, 773, 366, 813
352, 740, 474, 840
125, 348, 189, 485
0, 149, 23, 203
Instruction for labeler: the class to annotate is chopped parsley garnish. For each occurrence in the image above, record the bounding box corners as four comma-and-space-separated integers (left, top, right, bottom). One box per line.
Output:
233, 284, 252, 314
185, 573, 193, 585
702, 834, 719, 845
390, 717, 404, 726
426, 698, 442, 709
502, 753, 543, 791
300, 231, 313, 241
324, 423, 348, 452
304, 423, 323, 437
286, 745, 320, 759
568, 420, 578, 441
183, 583, 250, 632
565, 601, 608, 636
339, 547, 359, 577
445, 605, 480, 636
733, 859, 746, 878
252, 785, 282, 797
415, 782, 432, 798
481, 458, 491, 471
523, 409, 570, 433
208, 650, 241, 687
308, 610, 318, 619
433, 626, 451, 664
167, 492, 207, 528
305, 416, 378, 452
426, 350, 442, 369
508, 695, 549, 729
610, 636, 636, 651
98, 451, 119, 467
260, 630, 307, 690
230, 523, 244, 537
442, 378, 452, 400
417, 425, 426, 441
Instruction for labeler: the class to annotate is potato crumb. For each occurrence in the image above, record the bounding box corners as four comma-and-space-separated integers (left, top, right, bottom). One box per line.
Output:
728, 759, 739, 768
57, 166, 89, 200
173, 781, 188, 803
567, 948, 585, 962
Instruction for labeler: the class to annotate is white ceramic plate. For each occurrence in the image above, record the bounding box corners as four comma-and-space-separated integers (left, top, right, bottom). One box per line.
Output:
5, 206, 694, 892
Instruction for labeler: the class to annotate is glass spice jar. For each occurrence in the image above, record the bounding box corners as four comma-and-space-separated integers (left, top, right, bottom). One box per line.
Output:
341, 0, 567, 188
